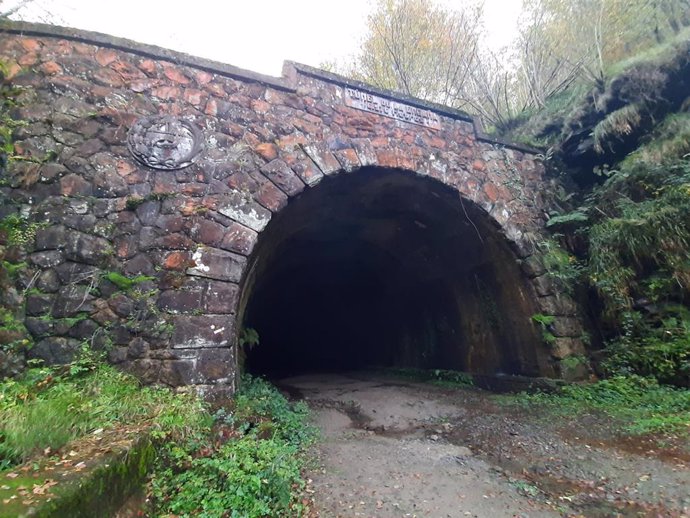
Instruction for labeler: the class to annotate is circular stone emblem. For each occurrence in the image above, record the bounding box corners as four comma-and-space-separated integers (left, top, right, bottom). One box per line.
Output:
127, 115, 204, 170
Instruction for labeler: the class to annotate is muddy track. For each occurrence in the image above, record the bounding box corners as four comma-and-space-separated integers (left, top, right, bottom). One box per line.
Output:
278, 373, 690, 518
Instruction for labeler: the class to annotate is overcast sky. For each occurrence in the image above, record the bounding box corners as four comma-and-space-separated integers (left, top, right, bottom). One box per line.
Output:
7, 0, 523, 77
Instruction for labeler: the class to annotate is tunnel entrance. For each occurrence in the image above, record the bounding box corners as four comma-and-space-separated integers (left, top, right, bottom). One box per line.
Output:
239, 167, 548, 379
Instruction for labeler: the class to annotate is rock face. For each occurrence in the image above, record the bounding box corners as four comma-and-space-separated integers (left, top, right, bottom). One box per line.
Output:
0, 22, 586, 394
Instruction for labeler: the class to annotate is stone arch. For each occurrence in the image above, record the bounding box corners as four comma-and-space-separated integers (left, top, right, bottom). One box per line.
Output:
233, 161, 556, 380
0, 22, 587, 396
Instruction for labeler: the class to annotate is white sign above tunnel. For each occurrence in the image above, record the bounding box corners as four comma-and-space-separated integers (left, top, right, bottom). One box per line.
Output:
344, 87, 442, 130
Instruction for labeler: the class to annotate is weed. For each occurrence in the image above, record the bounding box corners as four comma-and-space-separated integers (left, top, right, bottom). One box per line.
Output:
104, 271, 155, 292
0, 361, 205, 468
149, 375, 316, 517
502, 375, 690, 436
382, 367, 474, 387
532, 313, 557, 344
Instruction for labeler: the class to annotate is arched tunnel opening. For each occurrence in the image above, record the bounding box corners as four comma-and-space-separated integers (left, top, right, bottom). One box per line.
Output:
238, 167, 551, 380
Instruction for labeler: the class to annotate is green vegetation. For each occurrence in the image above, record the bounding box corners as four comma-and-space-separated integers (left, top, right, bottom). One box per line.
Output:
104, 271, 155, 291
381, 367, 474, 387
0, 306, 30, 353
0, 359, 206, 470
531, 313, 557, 344
502, 375, 690, 436
1, 362, 318, 516
149, 375, 316, 518
0, 61, 21, 171
546, 136, 690, 384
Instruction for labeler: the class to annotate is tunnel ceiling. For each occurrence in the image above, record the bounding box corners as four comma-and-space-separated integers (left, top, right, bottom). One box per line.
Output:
241, 168, 550, 379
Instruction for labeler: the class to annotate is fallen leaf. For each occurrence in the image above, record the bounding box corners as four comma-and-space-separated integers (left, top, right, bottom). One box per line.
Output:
6, 473, 18, 479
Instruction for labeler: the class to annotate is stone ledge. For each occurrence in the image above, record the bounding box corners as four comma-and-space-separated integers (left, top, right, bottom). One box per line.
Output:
0, 20, 293, 92
0, 21, 542, 156
0, 425, 155, 518
287, 61, 543, 155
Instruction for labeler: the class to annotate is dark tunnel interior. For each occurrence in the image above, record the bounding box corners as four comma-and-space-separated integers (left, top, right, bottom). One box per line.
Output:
239, 167, 550, 379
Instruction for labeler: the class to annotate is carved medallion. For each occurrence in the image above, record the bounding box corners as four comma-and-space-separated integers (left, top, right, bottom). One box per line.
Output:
127, 116, 204, 170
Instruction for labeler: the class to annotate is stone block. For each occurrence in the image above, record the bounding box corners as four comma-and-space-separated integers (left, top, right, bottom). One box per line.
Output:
29, 337, 81, 365
53, 285, 95, 317
334, 148, 361, 172
537, 295, 579, 316
30, 250, 65, 268
217, 221, 257, 256
531, 275, 554, 297
189, 218, 225, 247
125, 359, 160, 385
186, 246, 246, 282
25, 292, 54, 316
36, 268, 60, 293
158, 283, 205, 313
35, 225, 67, 251
217, 191, 272, 231
196, 347, 235, 382
204, 280, 239, 314
67, 318, 100, 340
55, 262, 101, 285
260, 159, 305, 196
159, 359, 197, 386
135, 200, 161, 226
127, 337, 150, 359
63, 230, 113, 265
25, 317, 52, 338
60, 174, 93, 196
521, 255, 546, 278
170, 314, 234, 349
108, 293, 134, 317
288, 156, 323, 186
551, 317, 583, 338
302, 143, 341, 175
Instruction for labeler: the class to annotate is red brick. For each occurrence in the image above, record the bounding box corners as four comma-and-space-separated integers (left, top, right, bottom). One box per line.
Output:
472, 159, 486, 172
163, 251, 193, 270
40, 61, 62, 75
152, 86, 181, 100
95, 48, 118, 66
138, 59, 157, 75
20, 38, 42, 52
164, 67, 191, 85
254, 143, 278, 162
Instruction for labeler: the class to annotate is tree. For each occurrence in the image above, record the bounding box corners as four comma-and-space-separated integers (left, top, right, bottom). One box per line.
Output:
0, 1, 33, 19
344, 0, 690, 131
347, 0, 483, 109
519, 0, 690, 91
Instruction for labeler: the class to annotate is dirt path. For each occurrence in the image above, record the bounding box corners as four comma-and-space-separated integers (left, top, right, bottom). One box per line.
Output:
279, 373, 690, 518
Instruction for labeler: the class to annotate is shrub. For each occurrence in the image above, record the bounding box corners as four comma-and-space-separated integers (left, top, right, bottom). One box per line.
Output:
149, 375, 316, 518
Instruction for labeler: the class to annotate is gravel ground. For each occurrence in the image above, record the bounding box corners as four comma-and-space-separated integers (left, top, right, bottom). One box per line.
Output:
279, 372, 690, 518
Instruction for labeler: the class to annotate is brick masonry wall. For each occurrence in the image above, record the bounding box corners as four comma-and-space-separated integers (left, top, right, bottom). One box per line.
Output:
0, 23, 586, 395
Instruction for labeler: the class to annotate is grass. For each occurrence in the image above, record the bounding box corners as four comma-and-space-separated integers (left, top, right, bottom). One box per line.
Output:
1, 365, 318, 517
149, 375, 317, 518
618, 112, 690, 170
500, 375, 690, 436
379, 366, 474, 388
604, 27, 690, 79
0, 360, 207, 470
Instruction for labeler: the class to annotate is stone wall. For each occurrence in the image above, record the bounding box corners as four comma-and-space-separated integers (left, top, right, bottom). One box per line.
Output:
0, 22, 587, 394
